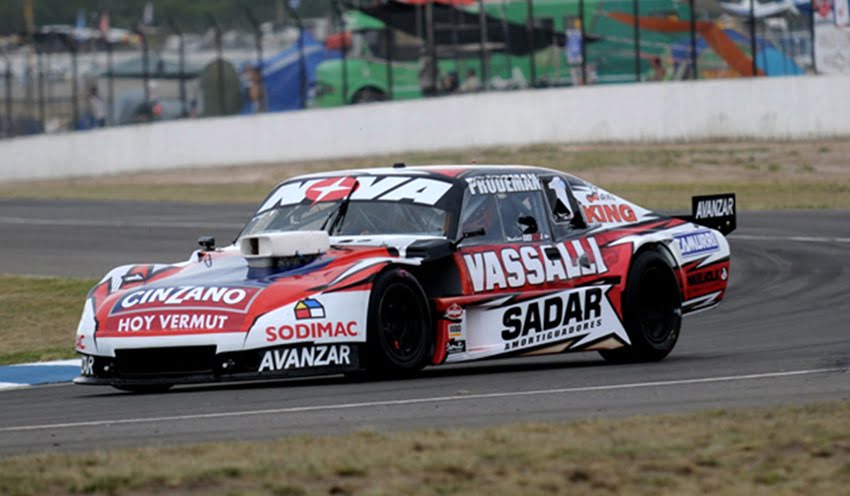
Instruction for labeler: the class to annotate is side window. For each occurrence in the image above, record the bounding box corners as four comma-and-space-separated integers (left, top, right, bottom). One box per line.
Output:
459, 188, 552, 244
459, 193, 506, 244
497, 190, 552, 242
542, 175, 587, 239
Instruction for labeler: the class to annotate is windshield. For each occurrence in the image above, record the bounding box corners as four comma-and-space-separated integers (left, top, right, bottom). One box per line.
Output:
242, 175, 459, 238
242, 200, 451, 237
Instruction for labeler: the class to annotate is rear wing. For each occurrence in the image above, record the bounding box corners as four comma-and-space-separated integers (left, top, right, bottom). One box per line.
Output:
675, 193, 736, 235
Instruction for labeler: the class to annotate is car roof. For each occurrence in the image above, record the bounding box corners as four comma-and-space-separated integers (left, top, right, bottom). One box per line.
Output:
286, 164, 574, 183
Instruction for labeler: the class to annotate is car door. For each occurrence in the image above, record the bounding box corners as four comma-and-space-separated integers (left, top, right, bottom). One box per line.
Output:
451, 173, 611, 360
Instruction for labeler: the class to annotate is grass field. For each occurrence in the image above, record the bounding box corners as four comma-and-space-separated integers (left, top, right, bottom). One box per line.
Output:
0, 275, 95, 365
2, 140, 849, 210
1, 401, 848, 495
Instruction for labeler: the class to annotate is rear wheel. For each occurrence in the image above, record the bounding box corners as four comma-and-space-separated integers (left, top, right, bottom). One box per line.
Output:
365, 268, 432, 375
352, 87, 386, 104
599, 249, 681, 363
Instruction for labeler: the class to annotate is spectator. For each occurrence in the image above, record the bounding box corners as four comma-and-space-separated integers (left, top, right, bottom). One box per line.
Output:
650, 56, 665, 81
419, 51, 437, 97
440, 71, 459, 94
135, 81, 163, 122
243, 65, 266, 113
87, 85, 107, 127
459, 68, 482, 93
565, 18, 584, 86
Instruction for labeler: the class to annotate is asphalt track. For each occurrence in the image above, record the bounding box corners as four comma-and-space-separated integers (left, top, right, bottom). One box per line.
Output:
0, 199, 849, 456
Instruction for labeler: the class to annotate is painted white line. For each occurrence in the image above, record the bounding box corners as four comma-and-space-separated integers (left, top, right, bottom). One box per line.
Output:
790, 236, 831, 242
0, 382, 28, 391
0, 216, 243, 230
0, 367, 844, 433
730, 234, 850, 244
13, 359, 80, 367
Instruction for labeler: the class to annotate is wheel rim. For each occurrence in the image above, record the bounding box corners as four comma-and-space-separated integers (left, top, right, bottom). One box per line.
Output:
636, 265, 678, 346
378, 282, 425, 364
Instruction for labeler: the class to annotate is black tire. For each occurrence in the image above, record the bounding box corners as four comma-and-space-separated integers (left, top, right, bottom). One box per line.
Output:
364, 268, 433, 375
599, 249, 682, 363
112, 384, 173, 394
352, 87, 386, 104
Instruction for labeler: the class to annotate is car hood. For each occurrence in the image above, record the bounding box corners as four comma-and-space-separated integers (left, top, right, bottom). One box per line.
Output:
84, 243, 404, 339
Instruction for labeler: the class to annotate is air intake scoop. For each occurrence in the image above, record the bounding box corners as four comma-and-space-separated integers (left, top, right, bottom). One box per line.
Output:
239, 231, 330, 268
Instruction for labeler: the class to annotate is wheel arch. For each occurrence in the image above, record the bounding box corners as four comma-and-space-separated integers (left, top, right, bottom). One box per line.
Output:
629, 240, 685, 297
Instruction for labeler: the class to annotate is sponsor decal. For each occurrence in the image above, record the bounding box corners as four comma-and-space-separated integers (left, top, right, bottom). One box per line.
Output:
501, 288, 604, 350
462, 238, 608, 293
466, 173, 542, 195
507, 232, 550, 243
578, 186, 637, 225
294, 298, 326, 320
445, 303, 464, 320
584, 188, 616, 203
305, 177, 358, 204
695, 196, 735, 220
80, 356, 94, 376
448, 323, 463, 339
687, 266, 728, 286
258, 344, 352, 372
118, 265, 181, 289
121, 273, 145, 285
75, 335, 86, 351
112, 286, 261, 315
582, 203, 637, 224
258, 176, 453, 212
116, 313, 229, 333
446, 339, 466, 355
265, 321, 359, 342
676, 231, 720, 257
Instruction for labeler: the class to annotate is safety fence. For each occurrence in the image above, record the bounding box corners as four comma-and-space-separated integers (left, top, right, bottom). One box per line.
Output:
1, 0, 842, 141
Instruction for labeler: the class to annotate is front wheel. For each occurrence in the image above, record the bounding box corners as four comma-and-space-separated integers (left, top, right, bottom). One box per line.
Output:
364, 268, 433, 375
599, 249, 682, 363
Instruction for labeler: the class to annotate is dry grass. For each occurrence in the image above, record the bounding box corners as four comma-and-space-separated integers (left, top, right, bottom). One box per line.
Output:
1, 401, 848, 495
0, 275, 96, 365
1, 139, 849, 209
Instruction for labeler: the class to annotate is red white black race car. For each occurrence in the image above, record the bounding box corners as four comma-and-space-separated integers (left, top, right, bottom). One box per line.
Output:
75, 165, 735, 392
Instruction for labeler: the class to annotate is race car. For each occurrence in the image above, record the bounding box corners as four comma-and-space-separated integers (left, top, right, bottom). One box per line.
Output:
74, 165, 735, 392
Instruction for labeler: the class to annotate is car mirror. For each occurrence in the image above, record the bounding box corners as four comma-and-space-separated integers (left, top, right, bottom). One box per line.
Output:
198, 236, 215, 251
454, 228, 486, 248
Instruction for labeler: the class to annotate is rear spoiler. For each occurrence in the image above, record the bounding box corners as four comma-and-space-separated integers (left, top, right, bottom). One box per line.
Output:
674, 193, 736, 235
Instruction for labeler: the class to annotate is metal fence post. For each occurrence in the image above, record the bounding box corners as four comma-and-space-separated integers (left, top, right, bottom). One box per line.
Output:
749, 0, 757, 76
809, 0, 817, 74
282, 4, 307, 109
689, 0, 698, 79
241, 4, 265, 112
331, 0, 349, 104
106, 39, 114, 122
579, 0, 587, 85
35, 44, 46, 127
205, 15, 226, 114
2, 50, 12, 137
134, 28, 151, 114
526, 0, 536, 86
632, 0, 640, 82
426, 1, 437, 94
477, 0, 488, 90
57, 35, 80, 130
167, 19, 188, 116
385, 13, 394, 100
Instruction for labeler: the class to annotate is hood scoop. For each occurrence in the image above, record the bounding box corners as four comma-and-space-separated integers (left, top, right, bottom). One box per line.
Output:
239, 231, 330, 270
